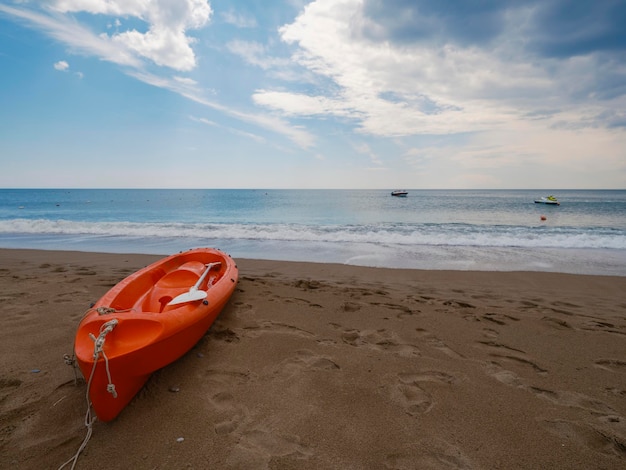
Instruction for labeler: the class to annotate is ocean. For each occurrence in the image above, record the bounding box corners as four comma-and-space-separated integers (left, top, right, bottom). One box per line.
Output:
1, 189, 625, 276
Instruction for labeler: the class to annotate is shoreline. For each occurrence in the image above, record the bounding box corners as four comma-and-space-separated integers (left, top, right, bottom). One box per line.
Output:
1, 240, 625, 277
1, 248, 625, 469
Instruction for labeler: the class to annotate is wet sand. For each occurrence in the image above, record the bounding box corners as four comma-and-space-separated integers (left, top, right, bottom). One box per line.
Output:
1, 249, 625, 469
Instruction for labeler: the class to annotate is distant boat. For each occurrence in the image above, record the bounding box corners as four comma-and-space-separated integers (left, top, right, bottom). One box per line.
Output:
391, 190, 408, 197
534, 195, 560, 205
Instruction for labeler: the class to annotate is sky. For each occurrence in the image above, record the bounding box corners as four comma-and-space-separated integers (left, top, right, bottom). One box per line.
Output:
0, 0, 625, 189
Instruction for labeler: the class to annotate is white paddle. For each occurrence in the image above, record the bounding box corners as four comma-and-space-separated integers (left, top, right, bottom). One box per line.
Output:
167, 262, 221, 306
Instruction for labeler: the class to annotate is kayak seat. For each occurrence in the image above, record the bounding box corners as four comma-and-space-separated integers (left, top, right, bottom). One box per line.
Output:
156, 261, 207, 287
143, 261, 208, 313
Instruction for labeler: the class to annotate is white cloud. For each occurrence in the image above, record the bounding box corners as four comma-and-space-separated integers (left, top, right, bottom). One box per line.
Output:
221, 9, 257, 28
190, 116, 217, 127
226, 40, 291, 70
51, 0, 213, 71
173, 76, 198, 86
262, 0, 530, 137
0, 4, 142, 67
248, 0, 621, 143
128, 70, 315, 148
53, 59, 84, 78
111, 26, 197, 70
253, 89, 355, 118
54, 60, 69, 71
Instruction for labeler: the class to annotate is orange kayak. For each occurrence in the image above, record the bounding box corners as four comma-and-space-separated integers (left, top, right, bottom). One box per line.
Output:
74, 248, 238, 422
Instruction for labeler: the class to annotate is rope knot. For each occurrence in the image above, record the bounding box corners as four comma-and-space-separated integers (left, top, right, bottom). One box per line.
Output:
88, 318, 120, 404
106, 383, 118, 398
90, 319, 118, 358
63, 354, 75, 367
96, 306, 116, 315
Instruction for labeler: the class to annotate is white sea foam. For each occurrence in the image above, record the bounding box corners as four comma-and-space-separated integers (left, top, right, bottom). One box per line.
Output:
1, 218, 625, 250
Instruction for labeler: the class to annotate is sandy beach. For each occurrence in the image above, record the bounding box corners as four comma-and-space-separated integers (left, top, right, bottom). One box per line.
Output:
1, 248, 625, 469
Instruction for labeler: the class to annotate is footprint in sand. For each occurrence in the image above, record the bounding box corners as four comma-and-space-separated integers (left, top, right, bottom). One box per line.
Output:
415, 328, 464, 359
398, 371, 458, 385
580, 319, 625, 335
605, 387, 626, 397
541, 419, 626, 459
210, 325, 240, 343
492, 354, 547, 375
442, 299, 476, 309
0, 378, 23, 419
391, 371, 458, 416
477, 341, 548, 375
368, 301, 417, 318
594, 359, 626, 372
212, 402, 250, 436
484, 363, 527, 388
226, 427, 312, 468
393, 382, 433, 415
214, 416, 241, 435
241, 320, 314, 339
340, 301, 361, 312
283, 296, 323, 308
341, 329, 420, 357
481, 312, 520, 326
384, 438, 474, 469
270, 349, 340, 380
541, 316, 572, 329
481, 327, 499, 338
546, 300, 580, 317
533, 389, 617, 415
485, 363, 617, 415
293, 279, 324, 290
203, 368, 253, 385
202, 369, 254, 435
209, 390, 236, 410
476, 340, 525, 354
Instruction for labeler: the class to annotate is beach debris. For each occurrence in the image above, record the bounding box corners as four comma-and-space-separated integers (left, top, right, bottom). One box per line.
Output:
168, 386, 180, 393
31, 369, 41, 373
540, 215, 547, 221
176, 437, 185, 443
52, 396, 66, 407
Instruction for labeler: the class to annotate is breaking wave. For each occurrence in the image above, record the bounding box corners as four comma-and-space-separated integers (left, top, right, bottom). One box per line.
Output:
1, 218, 624, 250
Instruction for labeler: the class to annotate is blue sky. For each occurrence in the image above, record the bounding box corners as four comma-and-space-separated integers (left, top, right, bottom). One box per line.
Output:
1, 0, 625, 189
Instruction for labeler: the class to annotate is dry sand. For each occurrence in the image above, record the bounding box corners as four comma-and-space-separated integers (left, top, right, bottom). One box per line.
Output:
0, 248, 625, 469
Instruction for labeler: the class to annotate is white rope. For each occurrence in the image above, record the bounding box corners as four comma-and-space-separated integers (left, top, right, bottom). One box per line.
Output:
58, 319, 118, 470
76, 305, 133, 323
90, 319, 119, 399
